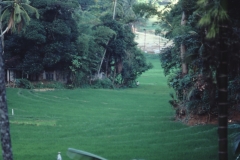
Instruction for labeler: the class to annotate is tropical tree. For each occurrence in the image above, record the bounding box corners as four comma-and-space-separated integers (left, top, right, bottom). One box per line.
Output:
197, 0, 229, 159
180, 0, 188, 75
4, 0, 79, 75
0, 23, 12, 160
3, 0, 151, 89
158, 0, 240, 159
132, 2, 158, 19
78, 0, 96, 10
0, 1, 38, 160
0, 0, 39, 33
95, 0, 135, 80
94, 26, 116, 76
96, 0, 117, 79
115, 0, 137, 23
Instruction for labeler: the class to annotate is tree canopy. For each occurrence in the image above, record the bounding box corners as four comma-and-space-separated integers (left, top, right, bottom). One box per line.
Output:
156, 0, 239, 116
3, 0, 152, 88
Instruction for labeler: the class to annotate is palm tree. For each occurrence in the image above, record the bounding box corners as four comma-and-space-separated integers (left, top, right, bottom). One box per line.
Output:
0, 3, 13, 158
218, 23, 228, 160
218, 1, 228, 159
0, 30, 12, 160
0, 0, 39, 33
0, 1, 38, 159
197, 0, 229, 159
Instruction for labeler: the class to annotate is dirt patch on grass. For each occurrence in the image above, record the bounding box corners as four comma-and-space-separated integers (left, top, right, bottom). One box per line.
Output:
176, 110, 240, 126
33, 88, 55, 92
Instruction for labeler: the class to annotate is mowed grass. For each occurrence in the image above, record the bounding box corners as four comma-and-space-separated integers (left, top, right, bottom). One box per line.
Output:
2, 54, 235, 160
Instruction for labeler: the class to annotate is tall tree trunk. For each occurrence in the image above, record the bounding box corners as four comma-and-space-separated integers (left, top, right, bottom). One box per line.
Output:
97, 43, 108, 76
113, 0, 117, 20
180, 43, 187, 74
117, 60, 123, 74
218, 1, 228, 159
112, 63, 117, 86
98, 1, 117, 77
0, 3, 13, 159
218, 33, 228, 160
180, 11, 187, 75
0, 7, 13, 160
0, 50, 13, 160
112, 59, 122, 86
0, 58, 13, 160
105, 54, 110, 76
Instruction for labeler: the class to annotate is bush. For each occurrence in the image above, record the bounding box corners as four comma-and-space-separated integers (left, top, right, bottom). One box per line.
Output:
45, 81, 65, 89
72, 72, 88, 87
33, 81, 65, 89
16, 79, 33, 89
91, 78, 113, 89
65, 84, 74, 89
33, 82, 44, 88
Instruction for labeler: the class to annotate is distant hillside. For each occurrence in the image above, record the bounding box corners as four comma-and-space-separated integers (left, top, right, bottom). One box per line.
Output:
134, 31, 170, 54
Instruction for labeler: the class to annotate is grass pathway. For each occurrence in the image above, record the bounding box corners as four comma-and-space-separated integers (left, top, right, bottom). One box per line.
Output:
3, 54, 235, 160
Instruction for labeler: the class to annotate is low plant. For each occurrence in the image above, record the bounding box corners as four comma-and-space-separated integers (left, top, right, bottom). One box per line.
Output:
45, 81, 65, 89
91, 78, 113, 89
33, 81, 65, 89
15, 79, 33, 89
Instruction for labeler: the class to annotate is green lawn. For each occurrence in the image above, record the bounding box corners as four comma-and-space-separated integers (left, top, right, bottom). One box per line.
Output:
2, 54, 236, 160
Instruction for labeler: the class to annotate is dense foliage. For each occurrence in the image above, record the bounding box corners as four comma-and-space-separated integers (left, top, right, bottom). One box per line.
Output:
157, 0, 240, 117
3, 0, 152, 88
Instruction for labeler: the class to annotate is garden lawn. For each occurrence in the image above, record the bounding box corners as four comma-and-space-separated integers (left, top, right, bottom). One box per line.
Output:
1, 54, 235, 160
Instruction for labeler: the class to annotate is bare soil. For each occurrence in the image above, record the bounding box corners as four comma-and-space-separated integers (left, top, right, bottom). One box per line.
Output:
33, 88, 55, 92
176, 110, 240, 126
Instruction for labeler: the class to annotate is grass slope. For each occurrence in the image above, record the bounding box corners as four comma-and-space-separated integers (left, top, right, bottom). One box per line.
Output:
1, 54, 235, 160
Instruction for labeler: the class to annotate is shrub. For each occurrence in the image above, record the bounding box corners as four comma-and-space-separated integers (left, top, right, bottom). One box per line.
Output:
16, 79, 33, 89
91, 78, 112, 89
72, 72, 89, 88
45, 81, 65, 89
33, 81, 65, 89
33, 82, 44, 88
